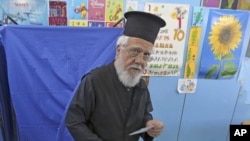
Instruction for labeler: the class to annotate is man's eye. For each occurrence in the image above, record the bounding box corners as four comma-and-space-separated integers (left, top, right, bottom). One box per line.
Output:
134, 49, 141, 53
144, 53, 150, 56
131, 48, 141, 54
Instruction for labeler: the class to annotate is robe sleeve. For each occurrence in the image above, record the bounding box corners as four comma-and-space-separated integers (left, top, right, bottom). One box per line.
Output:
65, 75, 103, 141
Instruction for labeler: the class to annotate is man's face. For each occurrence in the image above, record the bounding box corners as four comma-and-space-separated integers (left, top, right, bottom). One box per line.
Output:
116, 37, 153, 77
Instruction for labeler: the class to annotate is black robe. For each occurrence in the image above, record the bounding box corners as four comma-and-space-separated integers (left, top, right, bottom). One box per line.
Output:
65, 62, 154, 141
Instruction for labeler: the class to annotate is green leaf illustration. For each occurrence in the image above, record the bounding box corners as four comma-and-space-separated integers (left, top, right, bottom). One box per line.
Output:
221, 62, 237, 78
221, 53, 235, 60
185, 65, 191, 78
205, 65, 218, 79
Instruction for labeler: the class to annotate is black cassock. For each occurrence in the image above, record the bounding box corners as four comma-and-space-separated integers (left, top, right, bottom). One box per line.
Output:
65, 62, 154, 141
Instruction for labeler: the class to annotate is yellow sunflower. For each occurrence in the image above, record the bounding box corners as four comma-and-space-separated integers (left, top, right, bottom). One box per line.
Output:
209, 15, 242, 57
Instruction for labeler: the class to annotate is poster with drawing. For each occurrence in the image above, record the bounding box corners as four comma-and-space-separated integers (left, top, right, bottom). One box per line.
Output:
125, 0, 138, 12
88, 0, 106, 21
1, 0, 48, 25
49, 1, 67, 26
202, 0, 221, 8
220, 0, 239, 9
68, 0, 88, 26
198, 9, 249, 79
105, 0, 123, 27
177, 79, 197, 93
184, 7, 205, 79
144, 3, 190, 76
237, 0, 250, 10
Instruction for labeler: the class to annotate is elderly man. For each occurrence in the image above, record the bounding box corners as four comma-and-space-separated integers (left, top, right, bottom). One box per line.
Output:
65, 11, 166, 141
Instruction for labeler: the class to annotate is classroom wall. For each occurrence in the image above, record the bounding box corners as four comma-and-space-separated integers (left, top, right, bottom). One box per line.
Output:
0, 0, 250, 141
142, 0, 250, 141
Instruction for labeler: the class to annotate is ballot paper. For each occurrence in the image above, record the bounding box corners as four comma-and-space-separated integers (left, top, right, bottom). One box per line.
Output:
129, 125, 154, 136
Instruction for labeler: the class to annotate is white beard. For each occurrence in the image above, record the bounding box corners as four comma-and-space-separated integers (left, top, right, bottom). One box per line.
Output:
115, 57, 142, 87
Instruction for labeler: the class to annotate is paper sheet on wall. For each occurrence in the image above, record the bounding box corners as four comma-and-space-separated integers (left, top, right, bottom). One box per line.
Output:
125, 0, 138, 12
177, 79, 197, 93
144, 3, 190, 76
237, 58, 250, 104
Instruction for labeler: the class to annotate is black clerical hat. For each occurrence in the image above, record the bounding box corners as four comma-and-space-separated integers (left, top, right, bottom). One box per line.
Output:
123, 11, 166, 44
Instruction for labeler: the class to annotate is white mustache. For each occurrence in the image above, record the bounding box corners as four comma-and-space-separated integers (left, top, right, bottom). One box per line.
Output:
128, 64, 142, 71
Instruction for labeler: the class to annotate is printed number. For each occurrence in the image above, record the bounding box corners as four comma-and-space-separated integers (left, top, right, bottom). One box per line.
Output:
174, 29, 185, 41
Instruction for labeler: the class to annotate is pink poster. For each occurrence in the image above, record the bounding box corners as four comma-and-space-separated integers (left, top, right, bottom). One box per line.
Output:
203, 0, 221, 8
88, 0, 106, 21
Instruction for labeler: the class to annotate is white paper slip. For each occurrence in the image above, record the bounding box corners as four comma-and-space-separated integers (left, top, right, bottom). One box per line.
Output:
129, 125, 154, 136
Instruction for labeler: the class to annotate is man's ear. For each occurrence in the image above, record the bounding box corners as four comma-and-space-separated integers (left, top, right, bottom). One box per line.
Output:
116, 45, 121, 56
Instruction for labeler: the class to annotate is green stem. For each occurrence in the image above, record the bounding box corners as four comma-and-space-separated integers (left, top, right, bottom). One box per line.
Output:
216, 56, 223, 79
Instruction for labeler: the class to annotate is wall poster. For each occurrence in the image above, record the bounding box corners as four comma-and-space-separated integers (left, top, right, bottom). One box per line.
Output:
105, 0, 124, 27
144, 3, 190, 76
184, 7, 204, 79
68, 0, 88, 26
237, 0, 250, 10
0, 0, 48, 25
49, 1, 67, 26
202, 0, 221, 8
198, 9, 249, 79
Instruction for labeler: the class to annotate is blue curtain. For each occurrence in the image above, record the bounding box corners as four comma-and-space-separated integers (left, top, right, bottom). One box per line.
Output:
0, 26, 18, 141
0, 25, 123, 141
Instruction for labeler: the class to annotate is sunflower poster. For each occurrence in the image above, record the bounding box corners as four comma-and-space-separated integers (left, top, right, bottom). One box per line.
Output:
198, 9, 249, 79
143, 3, 190, 76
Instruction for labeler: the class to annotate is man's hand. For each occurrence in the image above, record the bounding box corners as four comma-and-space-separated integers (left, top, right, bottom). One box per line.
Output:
146, 120, 164, 137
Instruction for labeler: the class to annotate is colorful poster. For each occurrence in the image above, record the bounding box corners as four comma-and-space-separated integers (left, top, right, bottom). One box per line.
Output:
125, 0, 138, 12
49, 1, 67, 26
105, 0, 123, 23
237, 0, 250, 10
0, 0, 3, 24
220, 0, 239, 9
68, 0, 88, 26
184, 7, 205, 79
0, 0, 48, 25
144, 3, 190, 76
88, 0, 105, 21
198, 9, 249, 79
105, 21, 123, 27
203, 0, 221, 8
69, 19, 88, 26
177, 79, 197, 93
88, 21, 105, 27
